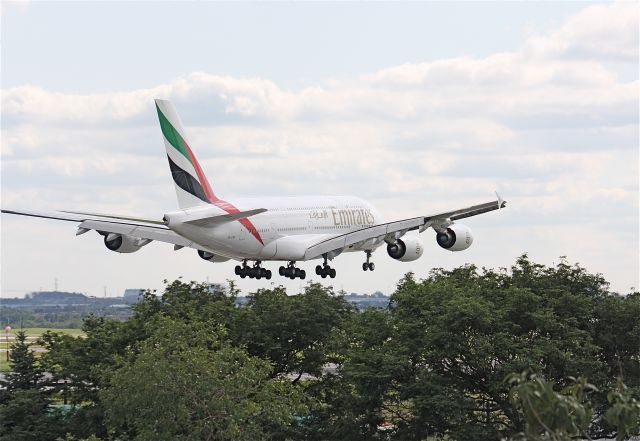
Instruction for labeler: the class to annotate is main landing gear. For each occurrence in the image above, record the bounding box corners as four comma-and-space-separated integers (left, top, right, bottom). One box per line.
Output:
279, 261, 306, 279
315, 255, 336, 279
362, 250, 375, 271
235, 260, 272, 280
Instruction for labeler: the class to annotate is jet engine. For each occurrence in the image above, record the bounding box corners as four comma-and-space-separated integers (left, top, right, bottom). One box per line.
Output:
197, 249, 230, 263
387, 236, 424, 262
436, 224, 474, 251
103, 233, 149, 253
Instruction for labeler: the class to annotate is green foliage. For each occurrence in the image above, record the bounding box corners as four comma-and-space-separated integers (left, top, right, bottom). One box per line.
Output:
100, 316, 308, 441
507, 372, 596, 441
604, 379, 640, 441
0, 389, 66, 441
310, 255, 639, 440
2, 331, 44, 393
1, 255, 637, 441
0, 331, 72, 440
234, 283, 353, 380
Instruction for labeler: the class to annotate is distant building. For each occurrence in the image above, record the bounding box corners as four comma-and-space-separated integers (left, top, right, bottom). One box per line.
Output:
123, 289, 143, 303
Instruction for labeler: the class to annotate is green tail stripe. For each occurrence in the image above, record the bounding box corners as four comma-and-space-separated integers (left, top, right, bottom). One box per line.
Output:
156, 104, 190, 163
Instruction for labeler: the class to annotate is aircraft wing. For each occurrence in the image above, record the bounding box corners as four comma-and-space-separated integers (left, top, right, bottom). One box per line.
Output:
0, 208, 207, 252
303, 195, 506, 260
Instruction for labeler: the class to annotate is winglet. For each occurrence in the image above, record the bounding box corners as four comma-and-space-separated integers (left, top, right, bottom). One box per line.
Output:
495, 191, 506, 209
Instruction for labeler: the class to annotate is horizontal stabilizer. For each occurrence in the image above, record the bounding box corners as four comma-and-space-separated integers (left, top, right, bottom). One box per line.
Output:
184, 208, 267, 227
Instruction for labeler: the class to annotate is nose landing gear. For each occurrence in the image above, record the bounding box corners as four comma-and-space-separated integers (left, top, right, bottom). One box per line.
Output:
279, 261, 305, 279
362, 250, 375, 271
315, 254, 336, 279
235, 260, 272, 279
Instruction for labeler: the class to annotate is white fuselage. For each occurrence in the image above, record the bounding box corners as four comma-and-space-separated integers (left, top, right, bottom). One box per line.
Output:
169, 195, 384, 261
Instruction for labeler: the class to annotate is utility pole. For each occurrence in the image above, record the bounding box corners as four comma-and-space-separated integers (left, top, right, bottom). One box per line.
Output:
4, 326, 11, 362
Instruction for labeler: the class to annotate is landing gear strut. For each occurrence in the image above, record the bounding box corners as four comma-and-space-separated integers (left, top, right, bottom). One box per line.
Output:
235, 260, 272, 280
315, 254, 336, 279
362, 250, 375, 271
279, 261, 305, 279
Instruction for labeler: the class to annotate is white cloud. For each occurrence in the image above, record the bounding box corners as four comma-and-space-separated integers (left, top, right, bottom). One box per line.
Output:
525, 1, 639, 62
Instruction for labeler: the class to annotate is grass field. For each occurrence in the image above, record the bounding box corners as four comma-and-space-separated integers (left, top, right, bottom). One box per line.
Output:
0, 328, 84, 372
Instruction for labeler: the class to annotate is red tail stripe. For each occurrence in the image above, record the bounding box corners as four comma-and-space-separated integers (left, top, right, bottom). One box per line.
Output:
183, 142, 218, 203
183, 140, 264, 245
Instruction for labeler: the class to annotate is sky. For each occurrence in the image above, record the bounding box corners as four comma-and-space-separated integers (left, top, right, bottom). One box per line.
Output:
1, 1, 638, 298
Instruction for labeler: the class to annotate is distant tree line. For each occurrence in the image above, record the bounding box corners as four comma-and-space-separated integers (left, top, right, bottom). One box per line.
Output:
0, 254, 638, 440
0, 305, 132, 329
2, 289, 386, 330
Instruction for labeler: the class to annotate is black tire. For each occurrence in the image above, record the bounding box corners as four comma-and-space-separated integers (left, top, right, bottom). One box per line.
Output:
240, 272, 246, 279
315, 265, 322, 275
362, 262, 368, 271
300, 270, 306, 279
329, 268, 336, 278
279, 266, 285, 276
266, 270, 272, 280
235, 265, 241, 275
294, 268, 301, 278
369, 262, 375, 271
321, 272, 327, 279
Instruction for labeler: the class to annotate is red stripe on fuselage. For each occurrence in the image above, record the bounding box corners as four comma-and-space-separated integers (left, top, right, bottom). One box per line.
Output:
183, 141, 264, 245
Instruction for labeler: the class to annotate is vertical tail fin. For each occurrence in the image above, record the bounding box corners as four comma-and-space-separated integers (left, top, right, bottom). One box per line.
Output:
155, 99, 218, 208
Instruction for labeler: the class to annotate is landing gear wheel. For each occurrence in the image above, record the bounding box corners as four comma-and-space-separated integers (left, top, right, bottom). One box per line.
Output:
362, 251, 374, 273
279, 266, 285, 276
316, 265, 322, 275
294, 268, 301, 278
300, 270, 306, 279
265, 270, 272, 280
240, 272, 246, 279
235, 265, 242, 275
329, 268, 336, 278
321, 272, 327, 279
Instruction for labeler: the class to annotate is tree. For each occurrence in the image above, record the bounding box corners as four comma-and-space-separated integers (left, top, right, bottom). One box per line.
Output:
0, 389, 63, 441
233, 283, 354, 380
100, 316, 309, 441
30, 256, 637, 440
507, 372, 596, 441
0, 331, 68, 441
604, 379, 640, 441
38, 280, 239, 438
2, 331, 43, 394
314, 256, 638, 440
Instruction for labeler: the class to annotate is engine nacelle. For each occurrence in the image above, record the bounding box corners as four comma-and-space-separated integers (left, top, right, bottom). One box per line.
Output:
387, 236, 424, 262
103, 233, 148, 253
197, 249, 230, 263
436, 224, 474, 252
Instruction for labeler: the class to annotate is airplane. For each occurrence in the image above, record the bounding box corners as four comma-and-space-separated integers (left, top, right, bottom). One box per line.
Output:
1, 99, 506, 281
